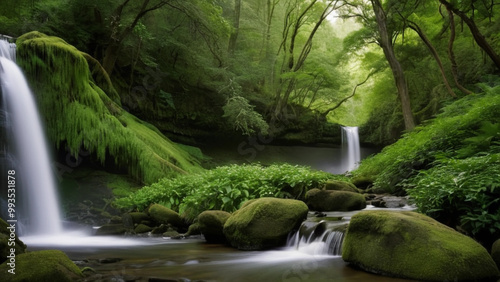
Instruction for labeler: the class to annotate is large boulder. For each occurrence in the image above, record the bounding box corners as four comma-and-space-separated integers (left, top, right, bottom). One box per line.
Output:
305, 188, 366, 211
223, 198, 308, 250
342, 210, 499, 281
198, 210, 231, 243
0, 250, 83, 281
0, 218, 26, 264
148, 204, 184, 227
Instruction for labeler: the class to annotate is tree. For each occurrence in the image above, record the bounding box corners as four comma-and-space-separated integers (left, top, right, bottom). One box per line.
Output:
371, 0, 415, 130
438, 0, 500, 71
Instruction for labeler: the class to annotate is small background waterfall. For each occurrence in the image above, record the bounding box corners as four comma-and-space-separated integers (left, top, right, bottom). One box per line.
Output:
0, 39, 63, 235
341, 126, 361, 172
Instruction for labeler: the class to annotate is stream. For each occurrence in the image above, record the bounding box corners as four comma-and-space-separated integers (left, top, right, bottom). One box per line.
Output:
24, 206, 415, 282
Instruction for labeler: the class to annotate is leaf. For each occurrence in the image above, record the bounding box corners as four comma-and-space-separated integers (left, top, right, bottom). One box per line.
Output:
222, 197, 231, 204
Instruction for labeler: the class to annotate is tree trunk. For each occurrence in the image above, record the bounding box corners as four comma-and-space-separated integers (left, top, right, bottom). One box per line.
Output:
371, 0, 415, 131
407, 21, 456, 98
228, 0, 242, 55
445, 6, 473, 95
439, 0, 500, 71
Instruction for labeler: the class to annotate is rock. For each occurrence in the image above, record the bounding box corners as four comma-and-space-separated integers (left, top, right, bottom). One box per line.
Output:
134, 224, 153, 234
151, 224, 171, 235
305, 188, 366, 211
148, 204, 184, 227
198, 210, 231, 243
163, 230, 180, 238
324, 180, 360, 193
223, 198, 308, 250
128, 212, 151, 225
184, 223, 201, 237
95, 224, 126, 235
351, 176, 373, 190
342, 210, 500, 281
492, 239, 500, 269
0, 250, 83, 281
0, 218, 26, 264
370, 199, 386, 208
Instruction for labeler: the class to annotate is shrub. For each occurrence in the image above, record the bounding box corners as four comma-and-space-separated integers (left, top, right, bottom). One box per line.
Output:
114, 163, 336, 221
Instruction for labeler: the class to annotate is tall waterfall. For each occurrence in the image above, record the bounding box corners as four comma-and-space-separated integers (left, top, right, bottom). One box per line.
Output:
341, 126, 361, 172
0, 39, 63, 235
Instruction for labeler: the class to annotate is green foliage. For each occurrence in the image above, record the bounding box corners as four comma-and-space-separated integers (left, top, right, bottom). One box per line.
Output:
222, 96, 269, 136
16, 32, 203, 184
114, 163, 334, 221
355, 85, 500, 194
407, 154, 500, 240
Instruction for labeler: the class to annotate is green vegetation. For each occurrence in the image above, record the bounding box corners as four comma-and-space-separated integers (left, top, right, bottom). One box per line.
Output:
115, 163, 335, 221
354, 86, 500, 244
16, 31, 203, 184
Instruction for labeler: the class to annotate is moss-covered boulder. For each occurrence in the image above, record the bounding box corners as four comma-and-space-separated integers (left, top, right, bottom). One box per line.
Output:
134, 224, 153, 234
0, 250, 83, 281
198, 210, 231, 243
184, 223, 201, 237
16, 31, 202, 185
0, 218, 26, 264
492, 239, 500, 269
223, 198, 308, 250
342, 210, 499, 281
148, 204, 184, 227
305, 188, 366, 211
324, 180, 360, 193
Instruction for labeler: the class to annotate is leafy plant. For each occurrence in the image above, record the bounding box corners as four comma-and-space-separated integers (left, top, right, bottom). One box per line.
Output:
114, 163, 335, 221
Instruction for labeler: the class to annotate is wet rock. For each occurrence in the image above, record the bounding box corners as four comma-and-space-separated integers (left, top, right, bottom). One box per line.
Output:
305, 188, 366, 211
0, 250, 83, 281
184, 223, 201, 237
151, 224, 171, 235
342, 210, 499, 281
163, 230, 180, 238
323, 180, 360, 193
134, 224, 153, 234
223, 198, 308, 250
370, 199, 386, 208
95, 224, 126, 236
198, 210, 231, 243
148, 204, 184, 227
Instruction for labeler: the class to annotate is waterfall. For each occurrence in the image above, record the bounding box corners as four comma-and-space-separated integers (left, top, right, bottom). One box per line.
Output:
341, 126, 360, 172
0, 39, 63, 235
287, 220, 345, 256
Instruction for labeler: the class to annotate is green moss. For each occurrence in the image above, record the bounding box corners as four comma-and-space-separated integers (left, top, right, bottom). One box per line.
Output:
0, 219, 26, 264
305, 189, 366, 211
323, 180, 360, 193
148, 204, 183, 227
0, 250, 83, 281
223, 198, 308, 250
342, 210, 499, 281
198, 210, 231, 243
16, 31, 203, 184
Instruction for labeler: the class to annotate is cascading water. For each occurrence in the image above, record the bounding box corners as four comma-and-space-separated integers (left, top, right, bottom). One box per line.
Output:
0, 39, 63, 235
286, 220, 346, 256
341, 126, 361, 172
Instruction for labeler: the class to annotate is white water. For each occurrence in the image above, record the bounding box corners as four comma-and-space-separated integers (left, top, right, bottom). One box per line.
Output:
341, 126, 361, 172
286, 220, 345, 256
0, 40, 63, 235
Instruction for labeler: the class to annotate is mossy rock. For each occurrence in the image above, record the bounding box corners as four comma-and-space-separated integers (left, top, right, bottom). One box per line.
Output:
223, 198, 308, 250
492, 239, 500, 269
134, 224, 153, 234
351, 176, 374, 190
185, 223, 201, 237
0, 218, 26, 264
198, 210, 231, 243
95, 224, 126, 236
305, 188, 366, 211
148, 204, 184, 227
0, 250, 83, 281
342, 210, 500, 281
323, 180, 360, 193
16, 31, 203, 185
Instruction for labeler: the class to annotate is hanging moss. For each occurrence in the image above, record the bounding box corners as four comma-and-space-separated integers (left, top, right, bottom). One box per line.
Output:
16, 31, 203, 184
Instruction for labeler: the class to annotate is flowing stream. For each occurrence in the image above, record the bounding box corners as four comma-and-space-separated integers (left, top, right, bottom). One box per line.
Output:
0, 39, 63, 235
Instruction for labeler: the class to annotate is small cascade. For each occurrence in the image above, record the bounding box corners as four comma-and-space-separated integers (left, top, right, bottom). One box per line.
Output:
341, 126, 361, 172
287, 220, 346, 256
0, 39, 63, 235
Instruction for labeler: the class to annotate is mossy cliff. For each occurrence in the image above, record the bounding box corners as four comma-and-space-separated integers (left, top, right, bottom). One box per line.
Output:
15, 31, 203, 184
342, 210, 499, 281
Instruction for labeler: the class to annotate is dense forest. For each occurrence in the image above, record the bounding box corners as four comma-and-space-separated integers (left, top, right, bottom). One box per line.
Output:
2, 0, 500, 250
